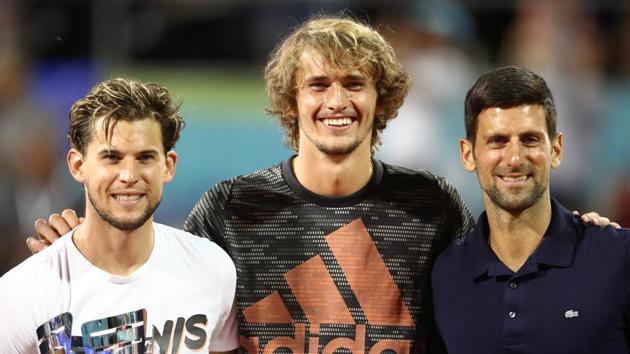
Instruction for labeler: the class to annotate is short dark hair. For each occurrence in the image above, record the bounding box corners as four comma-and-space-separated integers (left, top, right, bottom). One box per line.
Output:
69, 78, 184, 154
464, 66, 557, 143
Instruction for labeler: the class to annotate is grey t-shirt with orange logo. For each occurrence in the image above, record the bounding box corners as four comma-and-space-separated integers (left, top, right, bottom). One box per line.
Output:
184, 158, 474, 353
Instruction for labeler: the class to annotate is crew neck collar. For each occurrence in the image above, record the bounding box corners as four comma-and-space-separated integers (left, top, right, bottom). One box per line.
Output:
281, 156, 384, 207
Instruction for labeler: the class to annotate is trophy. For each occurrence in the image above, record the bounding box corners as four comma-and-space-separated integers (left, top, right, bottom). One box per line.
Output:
80, 309, 148, 353
36, 309, 148, 353
37, 312, 73, 354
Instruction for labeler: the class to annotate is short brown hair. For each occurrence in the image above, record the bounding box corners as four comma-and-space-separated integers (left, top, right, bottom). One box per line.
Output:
265, 15, 410, 152
464, 66, 557, 143
68, 78, 184, 154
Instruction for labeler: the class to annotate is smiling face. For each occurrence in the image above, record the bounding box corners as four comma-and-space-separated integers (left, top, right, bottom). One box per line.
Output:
294, 50, 378, 157
460, 105, 563, 214
68, 117, 176, 231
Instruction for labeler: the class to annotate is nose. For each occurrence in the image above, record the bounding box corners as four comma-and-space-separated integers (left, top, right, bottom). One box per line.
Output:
506, 140, 524, 168
118, 158, 139, 184
325, 83, 350, 112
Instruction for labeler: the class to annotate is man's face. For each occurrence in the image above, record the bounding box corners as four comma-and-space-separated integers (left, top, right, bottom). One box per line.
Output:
294, 50, 378, 156
69, 118, 176, 230
460, 105, 563, 214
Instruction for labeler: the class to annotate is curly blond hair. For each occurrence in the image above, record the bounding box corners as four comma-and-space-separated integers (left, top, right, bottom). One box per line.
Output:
69, 78, 184, 154
265, 16, 410, 152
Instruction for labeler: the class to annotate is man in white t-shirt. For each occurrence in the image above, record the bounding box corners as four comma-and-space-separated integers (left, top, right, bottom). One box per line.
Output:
0, 78, 238, 353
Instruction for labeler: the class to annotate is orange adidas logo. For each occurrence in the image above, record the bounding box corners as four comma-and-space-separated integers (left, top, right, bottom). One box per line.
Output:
240, 219, 415, 353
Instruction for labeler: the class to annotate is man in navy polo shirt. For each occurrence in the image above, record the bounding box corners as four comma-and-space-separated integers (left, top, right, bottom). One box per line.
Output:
431, 66, 630, 354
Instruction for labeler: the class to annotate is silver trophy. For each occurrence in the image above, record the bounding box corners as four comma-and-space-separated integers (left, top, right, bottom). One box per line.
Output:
36, 309, 149, 353
80, 309, 148, 353
36, 312, 73, 354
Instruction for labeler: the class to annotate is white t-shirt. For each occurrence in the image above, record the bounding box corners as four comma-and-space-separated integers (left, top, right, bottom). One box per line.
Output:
0, 223, 238, 353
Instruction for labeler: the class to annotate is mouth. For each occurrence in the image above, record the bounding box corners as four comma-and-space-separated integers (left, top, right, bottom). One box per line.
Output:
497, 174, 531, 187
111, 193, 145, 204
500, 175, 529, 182
319, 117, 356, 128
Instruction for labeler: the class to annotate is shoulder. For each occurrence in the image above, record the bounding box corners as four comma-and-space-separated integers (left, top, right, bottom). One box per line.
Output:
234, 163, 283, 185
185, 166, 285, 242
550, 200, 629, 248
208, 164, 282, 196
583, 223, 630, 239
0, 234, 73, 351
431, 232, 476, 314
381, 161, 441, 184
381, 161, 460, 196
1, 233, 72, 288
579, 222, 630, 253
380, 161, 471, 226
431, 228, 478, 307
154, 223, 236, 274
434, 228, 475, 272
192, 163, 283, 210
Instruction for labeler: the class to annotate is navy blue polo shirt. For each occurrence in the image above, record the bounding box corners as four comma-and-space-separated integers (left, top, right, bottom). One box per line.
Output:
431, 198, 630, 354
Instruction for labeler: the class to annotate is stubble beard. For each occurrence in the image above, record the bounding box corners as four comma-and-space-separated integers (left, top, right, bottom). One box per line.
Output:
302, 124, 370, 156
313, 136, 362, 156
486, 179, 546, 213
87, 190, 160, 231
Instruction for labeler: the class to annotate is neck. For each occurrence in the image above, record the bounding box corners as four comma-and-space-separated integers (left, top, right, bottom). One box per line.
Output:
293, 142, 373, 197
485, 195, 552, 272
72, 210, 154, 277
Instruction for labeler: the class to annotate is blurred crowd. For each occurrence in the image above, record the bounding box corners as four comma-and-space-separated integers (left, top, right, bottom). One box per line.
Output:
378, 0, 630, 221
1, 0, 629, 274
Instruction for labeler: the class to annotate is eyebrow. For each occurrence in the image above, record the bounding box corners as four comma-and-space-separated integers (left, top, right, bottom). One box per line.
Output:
481, 130, 546, 140
136, 149, 161, 156
343, 74, 367, 81
303, 75, 329, 84
303, 74, 368, 83
97, 149, 120, 156
96, 149, 161, 156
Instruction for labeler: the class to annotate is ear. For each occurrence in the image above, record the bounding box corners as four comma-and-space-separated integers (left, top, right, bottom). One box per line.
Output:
551, 132, 563, 169
67, 148, 86, 183
459, 138, 476, 172
163, 150, 177, 183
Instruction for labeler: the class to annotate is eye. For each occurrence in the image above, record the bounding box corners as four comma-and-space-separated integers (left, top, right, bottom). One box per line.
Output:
308, 82, 329, 92
138, 154, 155, 163
103, 154, 120, 162
487, 136, 507, 146
345, 81, 364, 91
521, 135, 540, 146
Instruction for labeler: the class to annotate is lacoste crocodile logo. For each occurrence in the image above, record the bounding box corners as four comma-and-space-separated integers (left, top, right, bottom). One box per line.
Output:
564, 310, 579, 319
240, 218, 414, 353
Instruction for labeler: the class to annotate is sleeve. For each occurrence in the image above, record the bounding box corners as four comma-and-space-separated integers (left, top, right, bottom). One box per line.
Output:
417, 176, 474, 354
183, 179, 235, 251
437, 176, 475, 242
0, 272, 39, 353
426, 257, 448, 354
425, 328, 448, 354
207, 258, 239, 352
208, 297, 239, 352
